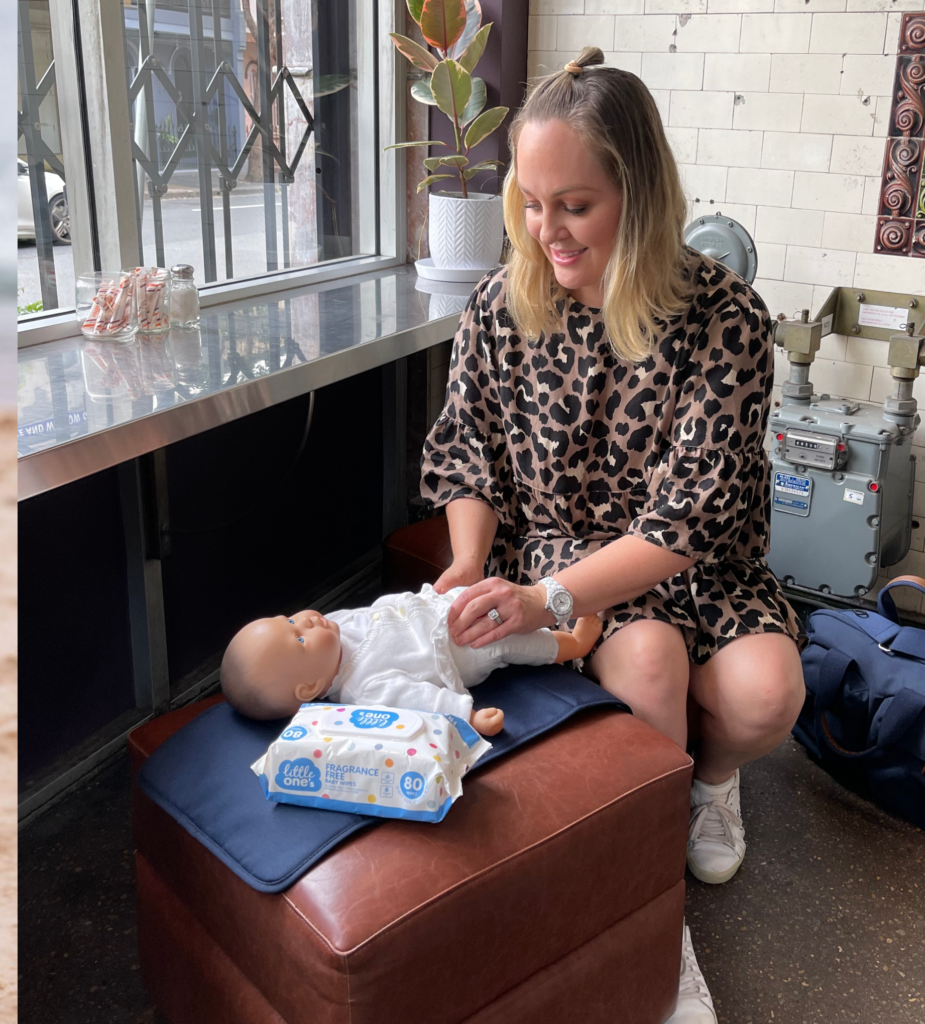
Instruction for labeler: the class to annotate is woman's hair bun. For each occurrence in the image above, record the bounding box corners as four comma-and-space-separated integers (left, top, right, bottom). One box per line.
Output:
574, 46, 605, 68
564, 47, 604, 76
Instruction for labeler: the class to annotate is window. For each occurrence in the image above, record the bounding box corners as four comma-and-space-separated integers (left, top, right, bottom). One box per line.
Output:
18, 0, 402, 339
17, 0, 78, 314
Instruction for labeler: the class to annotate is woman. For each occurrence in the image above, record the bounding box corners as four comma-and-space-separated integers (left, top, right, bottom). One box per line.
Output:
420, 47, 806, 1023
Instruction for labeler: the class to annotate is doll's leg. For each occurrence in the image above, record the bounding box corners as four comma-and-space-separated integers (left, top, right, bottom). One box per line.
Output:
470, 706, 504, 736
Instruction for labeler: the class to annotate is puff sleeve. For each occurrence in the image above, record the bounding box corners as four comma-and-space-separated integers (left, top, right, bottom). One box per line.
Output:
625, 288, 774, 564
420, 270, 517, 530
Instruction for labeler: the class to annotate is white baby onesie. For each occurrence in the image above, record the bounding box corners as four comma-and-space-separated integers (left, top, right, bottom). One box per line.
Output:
322, 584, 560, 720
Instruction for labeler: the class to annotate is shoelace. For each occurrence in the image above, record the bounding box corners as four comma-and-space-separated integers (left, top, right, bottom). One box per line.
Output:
689, 799, 742, 846
679, 936, 711, 1001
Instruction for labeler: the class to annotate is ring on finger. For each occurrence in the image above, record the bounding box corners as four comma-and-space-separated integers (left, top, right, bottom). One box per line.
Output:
487, 608, 503, 625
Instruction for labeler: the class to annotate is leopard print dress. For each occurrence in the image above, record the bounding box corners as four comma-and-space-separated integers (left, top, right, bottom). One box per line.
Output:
420, 253, 805, 665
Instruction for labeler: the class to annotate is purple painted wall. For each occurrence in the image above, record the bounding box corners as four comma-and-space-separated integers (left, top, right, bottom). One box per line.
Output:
427, 0, 529, 198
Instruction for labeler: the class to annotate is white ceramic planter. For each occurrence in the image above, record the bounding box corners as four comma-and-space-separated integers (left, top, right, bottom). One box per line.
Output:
427, 191, 504, 278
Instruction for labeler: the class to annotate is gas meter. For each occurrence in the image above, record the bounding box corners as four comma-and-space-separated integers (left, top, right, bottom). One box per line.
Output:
767, 289, 923, 599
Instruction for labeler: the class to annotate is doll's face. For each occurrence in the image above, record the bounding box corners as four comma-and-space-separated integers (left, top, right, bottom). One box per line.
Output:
223, 610, 342, 718
516, 119, 623, 309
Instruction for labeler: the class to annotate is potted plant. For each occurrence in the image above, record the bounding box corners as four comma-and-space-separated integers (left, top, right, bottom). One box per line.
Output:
387, 0, 509, 280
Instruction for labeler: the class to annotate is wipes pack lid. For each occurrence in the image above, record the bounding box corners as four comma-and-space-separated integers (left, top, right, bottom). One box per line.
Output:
252, 702, 492, 823
319, 706, 424, 739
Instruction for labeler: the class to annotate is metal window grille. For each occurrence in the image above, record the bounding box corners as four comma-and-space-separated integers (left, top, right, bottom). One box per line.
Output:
124, 0, 361, 284
17, 0, 68, 311
17, 0, 396, 337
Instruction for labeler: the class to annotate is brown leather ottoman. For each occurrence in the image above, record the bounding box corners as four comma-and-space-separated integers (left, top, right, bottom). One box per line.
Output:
131, 696, 691, 1024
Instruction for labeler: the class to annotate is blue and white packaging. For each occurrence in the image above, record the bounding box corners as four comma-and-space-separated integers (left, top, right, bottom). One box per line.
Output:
251, 702, 492, 823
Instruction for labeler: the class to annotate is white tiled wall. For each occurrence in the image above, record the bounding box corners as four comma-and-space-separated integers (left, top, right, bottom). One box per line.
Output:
528, 0, 925, 607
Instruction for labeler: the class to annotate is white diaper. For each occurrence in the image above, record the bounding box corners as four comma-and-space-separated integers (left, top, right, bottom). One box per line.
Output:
252, 701, 492, 823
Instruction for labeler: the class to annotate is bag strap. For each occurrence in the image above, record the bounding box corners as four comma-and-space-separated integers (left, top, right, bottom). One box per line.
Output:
812, 648, 925, 760
878, 688, 925, 748
814, 648, 855, 711
885, 627, 925, 661
877, 575, 925, 623
821, 687, 925, 760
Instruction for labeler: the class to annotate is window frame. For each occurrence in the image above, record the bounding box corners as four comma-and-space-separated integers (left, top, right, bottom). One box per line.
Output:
18, 0, 407, 350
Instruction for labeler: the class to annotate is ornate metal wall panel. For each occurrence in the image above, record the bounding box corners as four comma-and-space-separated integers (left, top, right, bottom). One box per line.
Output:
877, 13, 925, 260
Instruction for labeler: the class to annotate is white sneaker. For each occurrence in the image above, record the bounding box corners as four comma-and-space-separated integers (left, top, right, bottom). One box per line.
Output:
665, 922, 717, 1024
687, 770, 746, 884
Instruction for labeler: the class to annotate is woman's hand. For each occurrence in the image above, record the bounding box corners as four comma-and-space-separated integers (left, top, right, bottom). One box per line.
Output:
447, 578, 555, 648
433, 557, 485, 595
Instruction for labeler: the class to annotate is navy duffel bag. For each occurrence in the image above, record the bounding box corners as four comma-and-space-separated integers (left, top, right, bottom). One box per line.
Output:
793, 575, 925, 829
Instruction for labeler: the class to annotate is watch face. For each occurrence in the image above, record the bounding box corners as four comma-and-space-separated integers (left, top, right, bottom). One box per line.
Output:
550, 589, 572, 617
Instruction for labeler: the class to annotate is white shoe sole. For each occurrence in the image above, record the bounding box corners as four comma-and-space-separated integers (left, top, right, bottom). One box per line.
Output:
686, 848, 745, 884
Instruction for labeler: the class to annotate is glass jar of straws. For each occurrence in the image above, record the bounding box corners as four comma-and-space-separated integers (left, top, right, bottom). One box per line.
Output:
131, 267, 172, 334
76, 271, 138, 342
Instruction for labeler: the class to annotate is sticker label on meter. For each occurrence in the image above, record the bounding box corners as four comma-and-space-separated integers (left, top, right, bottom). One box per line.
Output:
773, 472, 812, 517
857, 304, 909, 330
843, 488, 864, 506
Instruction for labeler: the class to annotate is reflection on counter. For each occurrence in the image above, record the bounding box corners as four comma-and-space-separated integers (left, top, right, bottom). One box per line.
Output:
17, 266, 470, 462
414, 276, 475, 321
18, 329, 202, 458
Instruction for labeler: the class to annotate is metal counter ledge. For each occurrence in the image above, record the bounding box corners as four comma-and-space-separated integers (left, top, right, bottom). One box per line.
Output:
18, 263, 471, 501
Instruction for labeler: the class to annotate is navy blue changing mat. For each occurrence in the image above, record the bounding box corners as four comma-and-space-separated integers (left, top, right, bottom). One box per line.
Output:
138, 665, 629, 893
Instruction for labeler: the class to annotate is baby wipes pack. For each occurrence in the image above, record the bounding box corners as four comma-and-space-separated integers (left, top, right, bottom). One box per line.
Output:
251, 702, 492, 823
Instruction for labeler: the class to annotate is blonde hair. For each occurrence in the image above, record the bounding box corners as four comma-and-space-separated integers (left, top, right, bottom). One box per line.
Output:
502, 46, 692, 363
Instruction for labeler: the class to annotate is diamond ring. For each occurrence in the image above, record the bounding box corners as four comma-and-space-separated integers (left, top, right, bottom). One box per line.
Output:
487, 608, 503, 625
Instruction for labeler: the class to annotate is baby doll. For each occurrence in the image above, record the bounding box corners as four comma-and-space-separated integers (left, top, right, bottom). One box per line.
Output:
221, 583, 603, 735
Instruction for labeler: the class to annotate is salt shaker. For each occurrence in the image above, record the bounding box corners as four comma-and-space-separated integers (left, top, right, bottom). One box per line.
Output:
170, 264, 201, 328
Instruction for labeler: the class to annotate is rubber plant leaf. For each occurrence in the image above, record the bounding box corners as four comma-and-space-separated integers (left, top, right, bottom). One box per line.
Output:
431, 59, 472, 123
459, 77, 486, 126
313, 74, 353, 97
464, 105, 509, 150
463, 158, 504, 179
384, 140, 448, 150
416, 173, 455, 193
419, 0, 467, 53
423, 155, 469, 170
406, 0, 425, 23
458, 24, 490, 73
448, 0, 482, 62
389, 33, 438, 72
410, 80, 438, 106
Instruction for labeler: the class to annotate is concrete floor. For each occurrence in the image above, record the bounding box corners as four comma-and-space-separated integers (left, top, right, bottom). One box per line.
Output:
19, 731, 924, 1024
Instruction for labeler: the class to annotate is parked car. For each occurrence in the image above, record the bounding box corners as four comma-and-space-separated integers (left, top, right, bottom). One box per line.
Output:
18, 158, 70, 244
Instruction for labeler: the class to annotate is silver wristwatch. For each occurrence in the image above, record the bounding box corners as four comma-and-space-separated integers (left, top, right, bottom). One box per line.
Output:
539, 577, 574, 625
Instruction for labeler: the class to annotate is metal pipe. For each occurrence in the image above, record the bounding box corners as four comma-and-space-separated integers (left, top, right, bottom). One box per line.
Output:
190, 0, 218, 281
789, 362, 810, 386
890, 378, 914, 403
18, 0, 59, 310
257, 0, 278, 272
275, 0, 291, 269
212, 0, 234, 280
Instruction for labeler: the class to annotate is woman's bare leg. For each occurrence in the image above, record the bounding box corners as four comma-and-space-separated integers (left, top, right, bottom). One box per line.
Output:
588, 619, 691, 750
688, 633, 805, 784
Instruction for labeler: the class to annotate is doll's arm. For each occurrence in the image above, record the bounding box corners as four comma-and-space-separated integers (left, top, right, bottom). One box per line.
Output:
552, 614, 604, 663
347, 674, 504, 736
348, 673, 474, 722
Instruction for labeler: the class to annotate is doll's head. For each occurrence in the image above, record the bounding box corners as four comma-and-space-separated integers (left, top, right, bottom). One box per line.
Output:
221, 610, 343, 720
